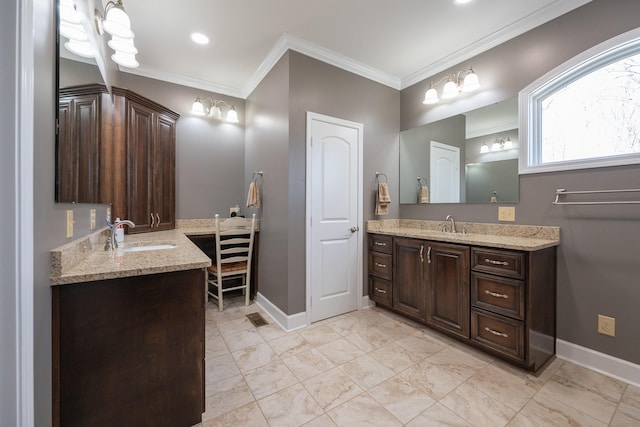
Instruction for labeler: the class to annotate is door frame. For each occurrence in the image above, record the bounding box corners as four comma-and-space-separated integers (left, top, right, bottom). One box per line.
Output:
305, 112, 364, 325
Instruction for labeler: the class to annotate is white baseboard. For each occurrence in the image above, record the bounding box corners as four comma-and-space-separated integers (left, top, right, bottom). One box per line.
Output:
255, 292, 307, 332
556, 339, 640, 388
361, 295, 374, 309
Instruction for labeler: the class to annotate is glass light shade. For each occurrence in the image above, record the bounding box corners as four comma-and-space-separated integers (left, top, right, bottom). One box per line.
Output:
226, 107, 239, 123
108, 36, 138, 54
111, 52, 139, 68
462, 69, 480, 92
60, 22, 87, 41
480, 143, 489, 153
103, 4, 134, 39
210, 105, 222, 120
423, 87, 439, 105
59, 2, 82, 24
65, 40, 94, 58
491, 141, 502, 151
191, 99, 205, 115
503, 137, 513, 149
441, 79, 459, 99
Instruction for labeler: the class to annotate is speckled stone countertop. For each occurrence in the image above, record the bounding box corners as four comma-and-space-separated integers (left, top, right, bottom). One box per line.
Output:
367, 220, 560, 251
50, 218, 261, 286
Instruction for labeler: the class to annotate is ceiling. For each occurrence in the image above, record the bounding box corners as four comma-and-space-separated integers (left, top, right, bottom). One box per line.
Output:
101, 0, 591, 98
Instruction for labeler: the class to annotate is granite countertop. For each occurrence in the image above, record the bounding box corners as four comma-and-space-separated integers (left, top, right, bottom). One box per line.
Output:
367, 220, 560, 251
50, 228, 212, 286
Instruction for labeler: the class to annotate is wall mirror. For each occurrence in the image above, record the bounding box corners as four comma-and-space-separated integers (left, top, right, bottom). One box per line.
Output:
56, 0, 115, 204
399, 97, 519, 204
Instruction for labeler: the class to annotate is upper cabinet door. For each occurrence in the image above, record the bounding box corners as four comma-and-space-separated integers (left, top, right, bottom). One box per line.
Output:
152, 114, 176, 231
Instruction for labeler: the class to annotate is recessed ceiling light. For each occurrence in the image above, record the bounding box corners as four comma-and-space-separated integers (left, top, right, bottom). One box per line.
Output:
454, 0, 473, 4
191, 32, 209, 45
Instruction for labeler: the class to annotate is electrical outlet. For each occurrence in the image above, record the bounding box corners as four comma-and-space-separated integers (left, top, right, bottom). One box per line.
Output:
90, 209, 96, 230
598, 314, 615, 337
498, 206, 515, 222
66, 210, 74, 238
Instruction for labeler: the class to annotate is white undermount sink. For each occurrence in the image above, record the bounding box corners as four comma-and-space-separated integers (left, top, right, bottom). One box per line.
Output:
122, 243, 177, 252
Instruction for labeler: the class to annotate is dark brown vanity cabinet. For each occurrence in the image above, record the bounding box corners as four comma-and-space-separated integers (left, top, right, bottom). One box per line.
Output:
425, 242, 470, 339
367, 233, 557, 373
126, 98, 177, 234
470, 246, 557, 371
368, 234, 393, 307
393, 237, 427, 321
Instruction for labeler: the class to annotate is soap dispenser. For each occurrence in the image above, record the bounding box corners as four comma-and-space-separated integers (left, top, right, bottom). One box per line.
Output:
114, 218, 125, 243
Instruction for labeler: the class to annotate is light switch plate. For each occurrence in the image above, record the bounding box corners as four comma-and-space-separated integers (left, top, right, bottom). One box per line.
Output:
90, 209, 96, 230
66, 210, 74, 238
498, 206, 515, 222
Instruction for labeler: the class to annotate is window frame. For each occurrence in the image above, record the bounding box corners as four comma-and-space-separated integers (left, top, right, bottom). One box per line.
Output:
519, 27, 640, 174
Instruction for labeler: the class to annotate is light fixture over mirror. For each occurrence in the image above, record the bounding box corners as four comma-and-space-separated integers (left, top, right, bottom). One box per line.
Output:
423, 66, 480, 105
481, 136, 513, 153
191, 97, 239, 123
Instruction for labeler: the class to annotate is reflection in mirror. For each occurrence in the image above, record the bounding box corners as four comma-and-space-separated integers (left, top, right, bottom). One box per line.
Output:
400, 97, 519, 204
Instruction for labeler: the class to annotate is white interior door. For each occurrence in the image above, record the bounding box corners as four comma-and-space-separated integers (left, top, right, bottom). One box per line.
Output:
430, 141, 460, 203
307, 112, 362, 323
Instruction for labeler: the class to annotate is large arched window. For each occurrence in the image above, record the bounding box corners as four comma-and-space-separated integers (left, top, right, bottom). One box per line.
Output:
519, 28, 640, 174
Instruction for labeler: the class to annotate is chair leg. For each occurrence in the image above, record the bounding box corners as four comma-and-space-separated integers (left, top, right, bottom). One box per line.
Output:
244, 275, 250, 306
218, 278, 223, 312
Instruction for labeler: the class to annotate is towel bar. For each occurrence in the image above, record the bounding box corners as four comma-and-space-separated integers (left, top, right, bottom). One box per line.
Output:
553, 188, 640, 205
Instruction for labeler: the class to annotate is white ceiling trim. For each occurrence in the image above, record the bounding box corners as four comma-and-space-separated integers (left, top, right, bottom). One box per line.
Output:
401, 0, 593, 89
119, 65, 246, 99
242, 33, 402, 98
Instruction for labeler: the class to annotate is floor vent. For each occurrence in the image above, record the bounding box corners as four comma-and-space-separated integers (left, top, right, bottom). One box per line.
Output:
246, 312, 269, 327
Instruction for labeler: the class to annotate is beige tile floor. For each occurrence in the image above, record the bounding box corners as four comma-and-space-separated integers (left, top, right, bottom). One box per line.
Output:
192, 295, 640, 427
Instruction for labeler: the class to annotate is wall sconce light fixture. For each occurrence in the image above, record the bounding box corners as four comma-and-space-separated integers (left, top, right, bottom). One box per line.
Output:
481, 136, 513, 153
423, 66, 480, 105
191, 97, 239, 123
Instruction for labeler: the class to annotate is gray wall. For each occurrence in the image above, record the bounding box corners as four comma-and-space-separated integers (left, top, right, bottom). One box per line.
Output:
400, 0, 640, 364
246, 51, 400, 315
2, 1, 18, 424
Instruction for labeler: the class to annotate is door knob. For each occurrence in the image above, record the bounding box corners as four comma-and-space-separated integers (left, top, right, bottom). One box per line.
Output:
350, 226, 359, 233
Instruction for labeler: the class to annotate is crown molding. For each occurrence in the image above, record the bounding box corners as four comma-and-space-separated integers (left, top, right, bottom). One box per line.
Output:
119, 65, 245, 99
401, 0, 593, 89
242, 33, 402, 98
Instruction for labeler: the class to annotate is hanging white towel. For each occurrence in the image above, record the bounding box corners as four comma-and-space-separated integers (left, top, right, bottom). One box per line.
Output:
246, 181, 260, 208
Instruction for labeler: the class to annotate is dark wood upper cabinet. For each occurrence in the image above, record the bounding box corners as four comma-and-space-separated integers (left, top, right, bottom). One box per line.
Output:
57, 84, 179, 233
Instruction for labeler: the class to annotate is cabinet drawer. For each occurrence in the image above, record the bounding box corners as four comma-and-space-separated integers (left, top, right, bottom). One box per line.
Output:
471, 309, 524, 362
471, 272, 524, 320
471, 247, 524, 279
369, 277, 392, 306
368, 234, 392, 254
368, 252, 392, 280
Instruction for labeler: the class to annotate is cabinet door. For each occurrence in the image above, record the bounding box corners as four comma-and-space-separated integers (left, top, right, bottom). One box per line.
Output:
152, 114, 176, 231
57, 94, 101, 203
126, 101, 155, 233
393, 238, 427, 321
426, 242, 470, 339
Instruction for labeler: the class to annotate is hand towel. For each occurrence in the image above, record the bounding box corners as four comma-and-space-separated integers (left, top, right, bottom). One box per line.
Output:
375, 183, 391, 215
246, 182, 260, 208
419, 185, 429, 204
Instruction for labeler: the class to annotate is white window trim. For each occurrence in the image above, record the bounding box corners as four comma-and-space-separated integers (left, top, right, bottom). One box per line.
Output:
519, 27, 640, 174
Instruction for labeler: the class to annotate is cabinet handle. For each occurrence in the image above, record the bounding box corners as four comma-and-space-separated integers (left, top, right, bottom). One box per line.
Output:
374, 287, 387, 294
156, 213, 161, 226
427, 246, 432, 264
374, 262, 387, 268
419, 245, 424, 263
484, 258, 509, 266
374, 242, 387, 247
484, 327, 509, 338
150, 213, 155, 228
484, 290, 509, 299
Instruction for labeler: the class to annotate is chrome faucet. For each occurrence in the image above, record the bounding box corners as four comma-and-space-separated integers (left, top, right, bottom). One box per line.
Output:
106, 219, 136, 250
445, 215, 457, 233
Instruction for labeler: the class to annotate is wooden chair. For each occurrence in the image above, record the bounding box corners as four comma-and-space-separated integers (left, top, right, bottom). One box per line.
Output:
207, 214, 256, 311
